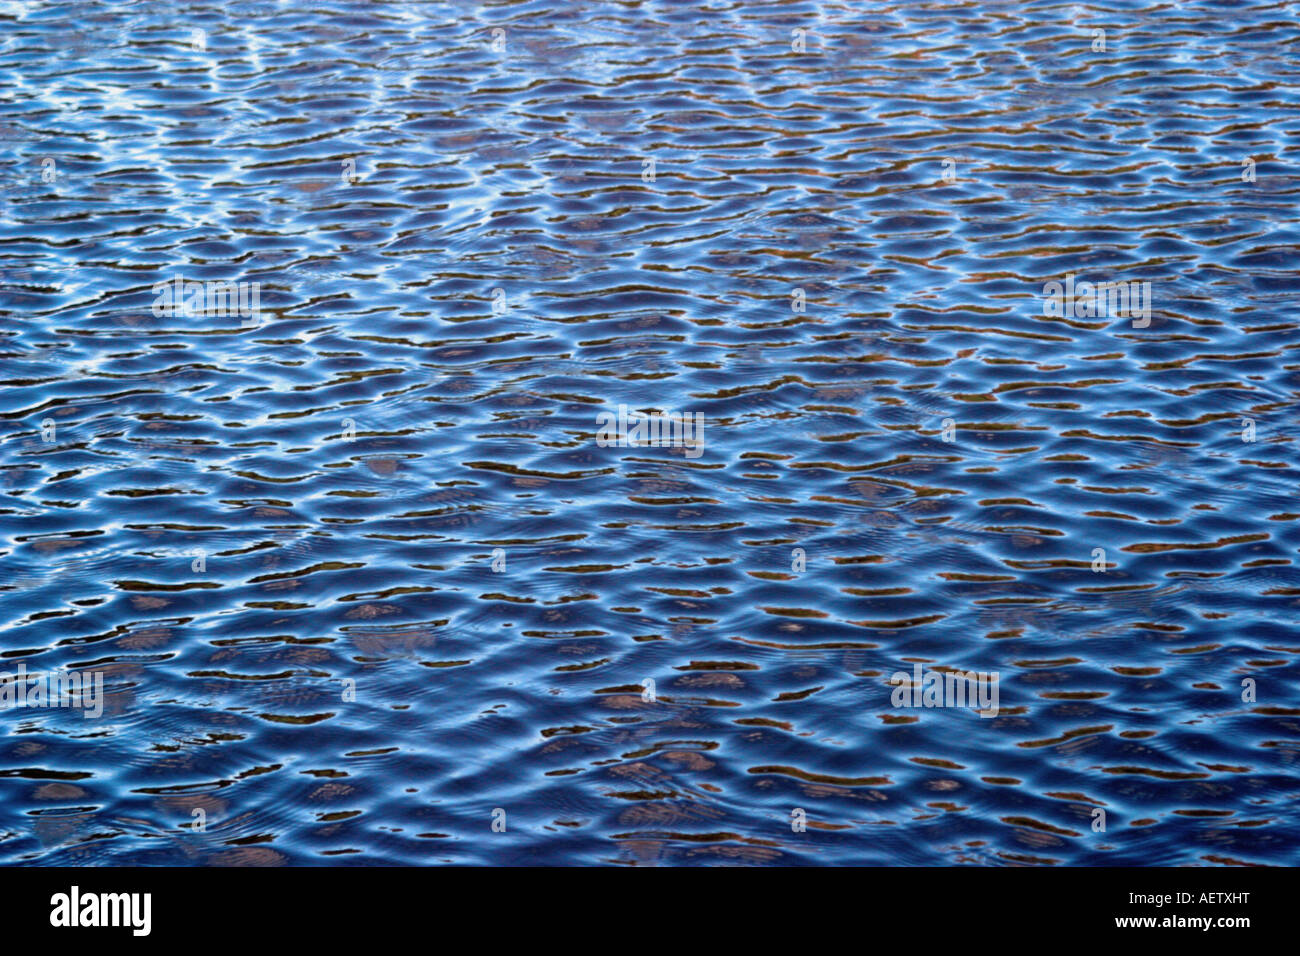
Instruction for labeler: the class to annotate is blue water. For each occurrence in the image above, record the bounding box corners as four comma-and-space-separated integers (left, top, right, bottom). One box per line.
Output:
1, 0, 1299, 866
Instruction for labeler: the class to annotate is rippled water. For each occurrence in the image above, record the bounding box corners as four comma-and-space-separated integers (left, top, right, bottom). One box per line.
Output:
2, 0, 1299, 866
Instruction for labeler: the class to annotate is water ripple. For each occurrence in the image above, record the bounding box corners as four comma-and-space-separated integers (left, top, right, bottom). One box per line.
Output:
0, 0, 1298, 866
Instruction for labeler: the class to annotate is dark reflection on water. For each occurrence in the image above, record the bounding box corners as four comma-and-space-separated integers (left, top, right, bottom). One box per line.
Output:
1, 0, 1299, 865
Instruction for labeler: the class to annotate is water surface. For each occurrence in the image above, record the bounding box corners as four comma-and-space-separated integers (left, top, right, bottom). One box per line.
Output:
1, 0, 1299, 865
